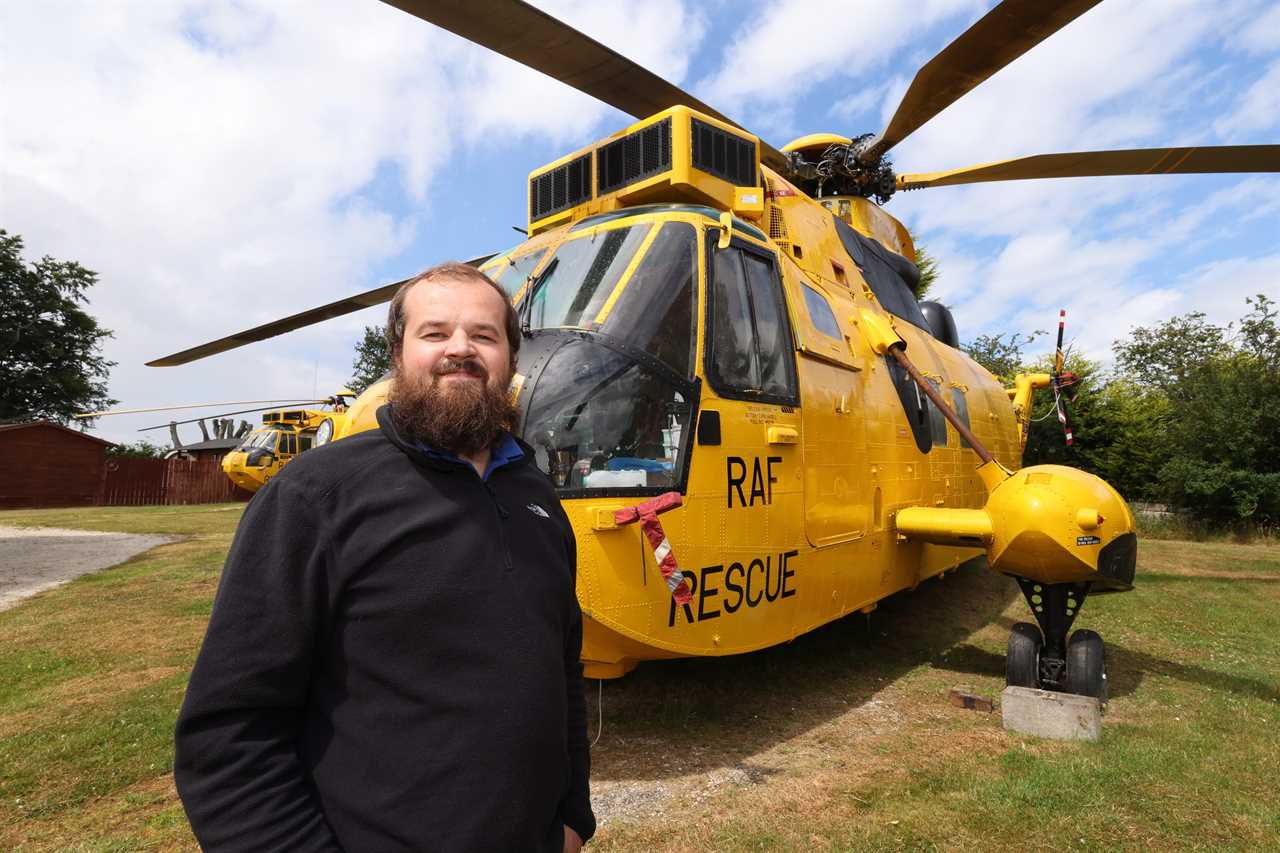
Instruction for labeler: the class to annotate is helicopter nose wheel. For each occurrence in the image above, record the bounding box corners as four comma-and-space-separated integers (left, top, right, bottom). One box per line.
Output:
1005, 579, 1107, 700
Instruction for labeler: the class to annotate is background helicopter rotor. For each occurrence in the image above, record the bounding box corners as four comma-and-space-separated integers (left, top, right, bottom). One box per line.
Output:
75, 399, 325, 419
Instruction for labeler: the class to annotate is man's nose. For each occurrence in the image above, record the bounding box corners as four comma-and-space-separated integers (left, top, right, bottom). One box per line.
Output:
443, 328, 477, 357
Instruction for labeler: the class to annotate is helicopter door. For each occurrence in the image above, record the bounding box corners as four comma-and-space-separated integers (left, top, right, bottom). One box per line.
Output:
685, 236, 802, 632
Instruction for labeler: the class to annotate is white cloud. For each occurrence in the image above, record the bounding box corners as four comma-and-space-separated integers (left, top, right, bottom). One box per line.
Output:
1237, 0, 1280, 55
699, 0, 982, 120
0, 0, 705, 443
1214, 58, 1280, 138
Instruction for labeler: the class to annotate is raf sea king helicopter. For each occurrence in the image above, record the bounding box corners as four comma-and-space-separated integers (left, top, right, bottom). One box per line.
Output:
149, 0, 1280, 696
79, 392, 355, 492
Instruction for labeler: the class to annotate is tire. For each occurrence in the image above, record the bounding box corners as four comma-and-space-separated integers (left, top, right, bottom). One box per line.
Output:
1006, 622, 1042, 688
1066, 629, 1107, 700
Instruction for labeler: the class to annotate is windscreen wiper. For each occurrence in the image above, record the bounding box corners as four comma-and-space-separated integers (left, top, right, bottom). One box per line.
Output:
520, 257, 559, 337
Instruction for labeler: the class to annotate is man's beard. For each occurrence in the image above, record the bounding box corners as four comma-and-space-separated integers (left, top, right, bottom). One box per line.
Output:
389, 356, 517, 456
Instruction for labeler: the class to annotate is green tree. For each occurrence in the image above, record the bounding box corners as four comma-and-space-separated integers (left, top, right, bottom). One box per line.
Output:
349, 325, 392, 395
913, 242, 939, 300
1115, 295, 1280, 524
962, 330, 1044, 384
0, 231, 117, 425
107, 440, 169, 458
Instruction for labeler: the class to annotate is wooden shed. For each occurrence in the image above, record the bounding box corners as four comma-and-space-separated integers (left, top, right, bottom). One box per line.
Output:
0, 421, 116, 509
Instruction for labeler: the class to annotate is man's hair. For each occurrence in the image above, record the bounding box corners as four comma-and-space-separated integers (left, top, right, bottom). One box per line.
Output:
386, 261, 520, 370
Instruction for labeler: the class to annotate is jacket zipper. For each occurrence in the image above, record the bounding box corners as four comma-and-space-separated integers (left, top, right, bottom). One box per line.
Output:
483, 480, 514, 572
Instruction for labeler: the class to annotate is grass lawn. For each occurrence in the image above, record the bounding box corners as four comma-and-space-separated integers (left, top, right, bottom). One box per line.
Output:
1, 505, 1277, 851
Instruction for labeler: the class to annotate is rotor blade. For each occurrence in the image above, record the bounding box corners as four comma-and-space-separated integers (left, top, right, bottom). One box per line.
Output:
378, 0, 788, 172
76, 399, 322, 418
897, 145, 1280, 190
137, 402, 328, 433
147, 253, 494, 367
864, 0, 1102, 161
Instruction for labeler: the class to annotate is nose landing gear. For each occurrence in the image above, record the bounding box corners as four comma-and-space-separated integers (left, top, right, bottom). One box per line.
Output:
1006, 579, 1107, 700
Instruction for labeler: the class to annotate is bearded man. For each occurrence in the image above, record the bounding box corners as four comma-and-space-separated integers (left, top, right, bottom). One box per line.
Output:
175, 262, 595, 852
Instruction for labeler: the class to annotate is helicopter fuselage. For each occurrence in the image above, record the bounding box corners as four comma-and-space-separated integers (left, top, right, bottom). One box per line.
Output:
326, 107, 1135, 679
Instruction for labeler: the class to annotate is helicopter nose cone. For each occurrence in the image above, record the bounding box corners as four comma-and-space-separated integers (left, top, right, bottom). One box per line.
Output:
984, 465, 1136, 589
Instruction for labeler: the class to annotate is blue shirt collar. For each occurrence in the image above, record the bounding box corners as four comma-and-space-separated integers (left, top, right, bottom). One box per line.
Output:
417, 432, 524, 481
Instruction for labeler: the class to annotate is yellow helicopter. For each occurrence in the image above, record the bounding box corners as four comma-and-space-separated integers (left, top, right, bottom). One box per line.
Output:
220, 392, 355, 492
79, 392, 355, 492
148, 0, 1280, 695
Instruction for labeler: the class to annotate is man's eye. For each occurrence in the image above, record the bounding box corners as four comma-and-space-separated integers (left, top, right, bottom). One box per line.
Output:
476, 334, 496, 343
422, 332, 447, 341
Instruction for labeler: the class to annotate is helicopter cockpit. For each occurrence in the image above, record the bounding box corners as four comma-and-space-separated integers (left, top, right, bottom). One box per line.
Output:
491, 207, 703, 496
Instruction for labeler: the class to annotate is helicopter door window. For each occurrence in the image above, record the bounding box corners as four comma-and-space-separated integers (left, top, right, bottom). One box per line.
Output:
886, 359, 932, 454
801, 284, 842, 340
298, 432, 315, 452
601, 222, 697, 378
950, 388, 972, 448
926, 379, 948, 447
281, 433, 298, 455
710, 247, 760, 391
742, 253, 799, 400
708, 244, 799, 404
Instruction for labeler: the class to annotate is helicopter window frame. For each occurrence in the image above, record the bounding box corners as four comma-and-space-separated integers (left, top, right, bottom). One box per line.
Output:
519, 332, 703, 500
703, 233, 801, 407
599, 221, 699, 379
518, 222, 654, 331
486, 247, 549, 298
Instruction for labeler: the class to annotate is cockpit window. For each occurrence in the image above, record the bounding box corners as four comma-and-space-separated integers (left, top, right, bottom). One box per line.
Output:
489, 249, 547, 297
521, 225, 651, 330
522, 337, 693, 494
601, 222, 697, 378
238, 431, 278, 451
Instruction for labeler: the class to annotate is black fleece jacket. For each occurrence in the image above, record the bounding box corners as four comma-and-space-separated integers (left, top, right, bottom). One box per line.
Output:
175, 406, 594, 851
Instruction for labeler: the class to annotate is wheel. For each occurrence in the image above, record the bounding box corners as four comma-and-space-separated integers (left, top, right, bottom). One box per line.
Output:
1006, 622, 1042, 688
1066, 629, 1107, 701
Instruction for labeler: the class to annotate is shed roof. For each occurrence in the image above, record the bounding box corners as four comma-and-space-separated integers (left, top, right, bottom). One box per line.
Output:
0, 420, 118, 448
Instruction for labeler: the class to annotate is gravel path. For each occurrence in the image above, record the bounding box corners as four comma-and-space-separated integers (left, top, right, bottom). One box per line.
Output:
0, 525, 174, 611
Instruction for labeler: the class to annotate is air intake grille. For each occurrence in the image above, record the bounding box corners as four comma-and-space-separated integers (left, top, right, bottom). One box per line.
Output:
530, 153, 592, 220
765, 178, 790, 251
597, 118, 672, 195
691, 118, 756, 187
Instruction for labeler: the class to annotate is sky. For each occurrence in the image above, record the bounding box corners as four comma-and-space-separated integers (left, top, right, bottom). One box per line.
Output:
2, 0, 1277, 445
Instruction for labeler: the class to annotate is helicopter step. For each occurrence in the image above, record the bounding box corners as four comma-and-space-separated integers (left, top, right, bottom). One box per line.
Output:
1006, 578, 1107, 701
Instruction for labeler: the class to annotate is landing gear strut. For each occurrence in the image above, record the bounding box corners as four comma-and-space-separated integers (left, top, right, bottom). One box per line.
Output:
1005, 579, 1107, 700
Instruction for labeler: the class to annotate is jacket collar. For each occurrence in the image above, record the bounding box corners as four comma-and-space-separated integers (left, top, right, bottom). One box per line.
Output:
376, 404, 533, 476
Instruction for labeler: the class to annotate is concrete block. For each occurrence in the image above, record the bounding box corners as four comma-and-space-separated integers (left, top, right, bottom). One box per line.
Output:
1001, 686, 1101, 741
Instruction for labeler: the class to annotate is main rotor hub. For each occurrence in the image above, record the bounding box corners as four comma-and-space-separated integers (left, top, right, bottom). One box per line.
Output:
782, 133, 897, 204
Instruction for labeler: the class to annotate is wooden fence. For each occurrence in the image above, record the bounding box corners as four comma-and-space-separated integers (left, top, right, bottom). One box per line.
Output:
99, 456, 252, 506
